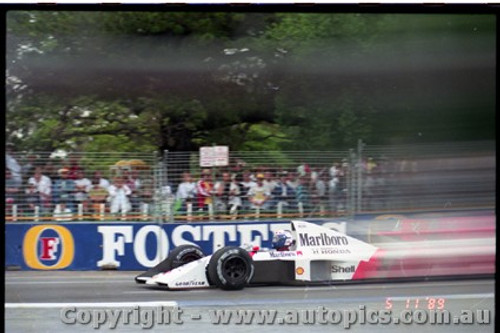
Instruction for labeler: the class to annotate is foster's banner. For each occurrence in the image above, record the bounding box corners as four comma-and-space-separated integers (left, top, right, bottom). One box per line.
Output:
6, 220, 347, 270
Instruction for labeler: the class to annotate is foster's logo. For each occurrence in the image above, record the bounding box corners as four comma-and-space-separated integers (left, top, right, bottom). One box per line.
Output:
23, 225, 75, 269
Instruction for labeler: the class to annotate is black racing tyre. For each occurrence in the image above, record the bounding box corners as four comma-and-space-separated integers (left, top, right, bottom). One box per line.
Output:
164, 245, 205, 271
135, 244, 204, 283
207, 246, 254, 290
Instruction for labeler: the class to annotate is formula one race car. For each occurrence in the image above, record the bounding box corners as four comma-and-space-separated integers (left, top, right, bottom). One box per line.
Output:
135, 220, 378, 290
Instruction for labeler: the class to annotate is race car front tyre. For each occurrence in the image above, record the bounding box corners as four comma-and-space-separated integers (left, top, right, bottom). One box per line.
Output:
164, 245, 206, 271
207, 246, 254, 290
135, 245, 205, 283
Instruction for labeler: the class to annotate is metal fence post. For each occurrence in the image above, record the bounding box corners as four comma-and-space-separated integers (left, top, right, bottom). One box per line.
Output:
348, 149, 356, 219
298, 202, 304, 218
99, 203, 105, 221
153, 150, 161, 225
277, 201, 283, 219
357, 139, 364, 213
151, 150, 164, 267
163, 150, 173, 223
77, 203, 84, 221
12, 205, 18, 222
187, 202, 193, 222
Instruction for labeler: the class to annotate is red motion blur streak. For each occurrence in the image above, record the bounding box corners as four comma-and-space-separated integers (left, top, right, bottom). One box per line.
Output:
352, 249, 386, 280
377, 227, 494, 237
377, 216, 495, 240
353, 215, 495, 279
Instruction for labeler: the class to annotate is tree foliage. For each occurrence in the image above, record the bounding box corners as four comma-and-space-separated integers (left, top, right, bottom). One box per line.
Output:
6, 11, 495, 154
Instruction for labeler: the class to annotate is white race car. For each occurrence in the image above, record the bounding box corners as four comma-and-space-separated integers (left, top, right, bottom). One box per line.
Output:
135, 220, 378, 290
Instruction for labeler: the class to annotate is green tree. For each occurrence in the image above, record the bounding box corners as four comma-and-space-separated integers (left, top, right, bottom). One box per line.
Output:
6, 11, 281, 153
266, 13, 495, 147
266, 13, 387, 149
6, 11, 495, 155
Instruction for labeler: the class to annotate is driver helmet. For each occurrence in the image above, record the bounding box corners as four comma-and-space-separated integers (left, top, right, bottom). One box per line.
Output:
272, 230, 294, 250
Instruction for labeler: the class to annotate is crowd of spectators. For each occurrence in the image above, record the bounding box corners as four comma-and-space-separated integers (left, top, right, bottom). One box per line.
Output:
5, 145, 155, 218
169, 161, 350, 217
6, 144, 495, 220
5, 145, 351, 219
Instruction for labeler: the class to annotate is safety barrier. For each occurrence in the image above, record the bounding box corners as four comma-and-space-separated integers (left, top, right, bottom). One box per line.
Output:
6, 210, 494, 280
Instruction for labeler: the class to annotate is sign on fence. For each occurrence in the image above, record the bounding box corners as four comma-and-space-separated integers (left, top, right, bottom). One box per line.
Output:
199, 146, 229, 167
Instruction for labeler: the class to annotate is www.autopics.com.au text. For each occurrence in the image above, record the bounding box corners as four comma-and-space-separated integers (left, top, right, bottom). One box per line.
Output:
60, 305, 491, 329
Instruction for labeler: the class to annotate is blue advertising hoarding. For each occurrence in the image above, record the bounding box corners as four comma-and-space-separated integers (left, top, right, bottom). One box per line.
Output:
7, 209, 492, 271
6, 219, 348, 270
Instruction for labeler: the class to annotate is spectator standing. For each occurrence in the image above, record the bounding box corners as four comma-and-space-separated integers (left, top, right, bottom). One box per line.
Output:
228, 174, 243, 215
263, 171, 278, 195
67, 154, 83, 180
366, 157, 377, 174
239, 171, 256, 211
92, 171, 110, 189
26, 167, 52, 214
336, 164, 348, 211
108, 177, 132, 214
123, 169, 141, 212
5, 169, 21, 210
196, 169, 214, 211
20, 154, 37, 182
297, 161, 310, 177
295, 176, 311, 212
52, 168, 76, 213
175, 172, 196, 212
88, 177, 109, 216
286, 171, 299, 191
25, 181, 39, 214
5, 143, 23, 187
310, 166, 319, 184
248, 173, 270, 210
271, 171, 295, 210
43, 162, 59, 182
131, 170, 142, 209
140, 177, 154, 206
328, 173, 340, 212
312, 172, 328, 212
231, 159, 246, 175
329, 162, 339, 179
74, 169, 92, 214
214, 172, 232, 214
373, 164, 387, 211
363, 167, 375, 211
156, 180, 174, 217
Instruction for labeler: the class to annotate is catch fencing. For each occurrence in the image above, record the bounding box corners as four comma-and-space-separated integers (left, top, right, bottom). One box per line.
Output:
4, 141, 495, 223
162, 150, 352, 221
5, 151, 160, 223
357, 140, 495, 213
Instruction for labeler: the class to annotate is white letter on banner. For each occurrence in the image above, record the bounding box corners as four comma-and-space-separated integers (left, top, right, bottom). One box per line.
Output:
97, 226, 133, 268
133, 225, 169, 267
237, 224, 269, 247
202, 225, 237, 252
171, 225, 202, 247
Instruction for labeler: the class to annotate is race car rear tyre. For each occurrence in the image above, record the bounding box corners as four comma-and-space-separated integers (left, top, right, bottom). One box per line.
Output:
207, 246, 254, 290
164, 245, 205, 271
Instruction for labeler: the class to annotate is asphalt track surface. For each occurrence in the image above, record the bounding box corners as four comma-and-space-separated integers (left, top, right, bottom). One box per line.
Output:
5, 271, 494, 333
